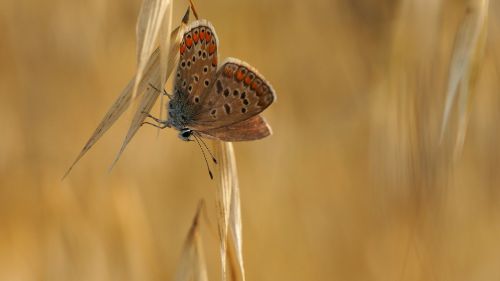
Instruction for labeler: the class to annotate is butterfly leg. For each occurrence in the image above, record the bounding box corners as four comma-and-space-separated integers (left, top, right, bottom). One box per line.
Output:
141, 121, 169, 129
142, 111, 167, 124
148, 83, 172, 99
141, 111, 170, 129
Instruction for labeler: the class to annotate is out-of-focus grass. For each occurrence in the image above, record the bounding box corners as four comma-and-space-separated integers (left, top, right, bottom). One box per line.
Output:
1, 0, 500, 280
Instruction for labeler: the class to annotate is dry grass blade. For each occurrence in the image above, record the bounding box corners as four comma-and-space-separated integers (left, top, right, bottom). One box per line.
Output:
63, 79, 134, 179
440, 0, 489, 151
64, 15, 187, 178
156, 2, 174, 132
133, 0, 172, 101
62, 49, 161, 179
111, 21, 187, 168
188, 0, 199, 20
215, 142, 246, 281
174, 202, 208, 281
110, 82, 160, 169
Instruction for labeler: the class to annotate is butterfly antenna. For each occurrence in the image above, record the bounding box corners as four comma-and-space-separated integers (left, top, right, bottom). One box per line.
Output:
193, 135, 213, 179
193, 132, 217, 164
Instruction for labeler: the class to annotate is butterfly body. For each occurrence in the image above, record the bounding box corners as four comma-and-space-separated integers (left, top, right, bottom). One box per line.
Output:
166, 90, 195, 131
161, 19, 276, 142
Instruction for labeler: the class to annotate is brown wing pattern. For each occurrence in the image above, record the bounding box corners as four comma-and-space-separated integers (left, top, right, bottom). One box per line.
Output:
199, 115, 272, 141
173, 20, 219, 104
190, 58, 276, 131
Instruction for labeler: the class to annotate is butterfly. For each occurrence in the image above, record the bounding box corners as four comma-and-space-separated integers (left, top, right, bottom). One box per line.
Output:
144, 20, 276, 177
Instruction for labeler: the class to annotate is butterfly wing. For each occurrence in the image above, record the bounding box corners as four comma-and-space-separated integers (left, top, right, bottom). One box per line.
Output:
173, 20, 219, 104
189, 58, 276, 131
198, 115, 272, 141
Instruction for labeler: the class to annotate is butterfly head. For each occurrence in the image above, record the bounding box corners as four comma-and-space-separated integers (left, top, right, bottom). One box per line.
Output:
179, 128, 193, 141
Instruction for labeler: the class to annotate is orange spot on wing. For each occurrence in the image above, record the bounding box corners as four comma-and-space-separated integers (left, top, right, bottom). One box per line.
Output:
180, 43, 186, 55
212, 56, 217, 66
236, 70, 245, 81
244, 75, 253, 85
206, 33, 212, 42
200, 30, 205, 41
251, 80, 261, 90
186, 37, 193, 47
193, 33, 199, 43
208, 43, 216, 54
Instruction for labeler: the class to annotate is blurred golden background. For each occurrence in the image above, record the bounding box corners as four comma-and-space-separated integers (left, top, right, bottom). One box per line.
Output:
1, 0, 500, 280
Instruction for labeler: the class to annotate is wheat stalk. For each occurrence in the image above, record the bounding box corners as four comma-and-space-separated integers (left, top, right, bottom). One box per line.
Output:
132, 0, 172, 101
215, 141, 245, 281
63, 8, 188, 178
440, 0, 489, 157
63, 2, 248, 280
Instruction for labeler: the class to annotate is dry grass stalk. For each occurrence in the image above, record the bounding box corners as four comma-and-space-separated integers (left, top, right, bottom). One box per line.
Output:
111, 15, 188, 167
133, 0, 172, 101
63, 9, 188, 177
156, 2, 174, 129
215, 142, 245, 281
174, 201, 209, 281
188, 0, 199, 20
65, 2, 248, 280
440, 0, 489, 156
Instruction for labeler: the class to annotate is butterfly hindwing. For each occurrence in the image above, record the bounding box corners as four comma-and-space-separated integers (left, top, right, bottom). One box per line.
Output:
173, 20, 219, 104
198, 115, 272, 141
189, 58, 276, 131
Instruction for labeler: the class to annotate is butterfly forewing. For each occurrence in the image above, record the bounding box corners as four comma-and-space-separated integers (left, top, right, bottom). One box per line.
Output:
173, 20, 219, 104
189, 58, 276, 131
